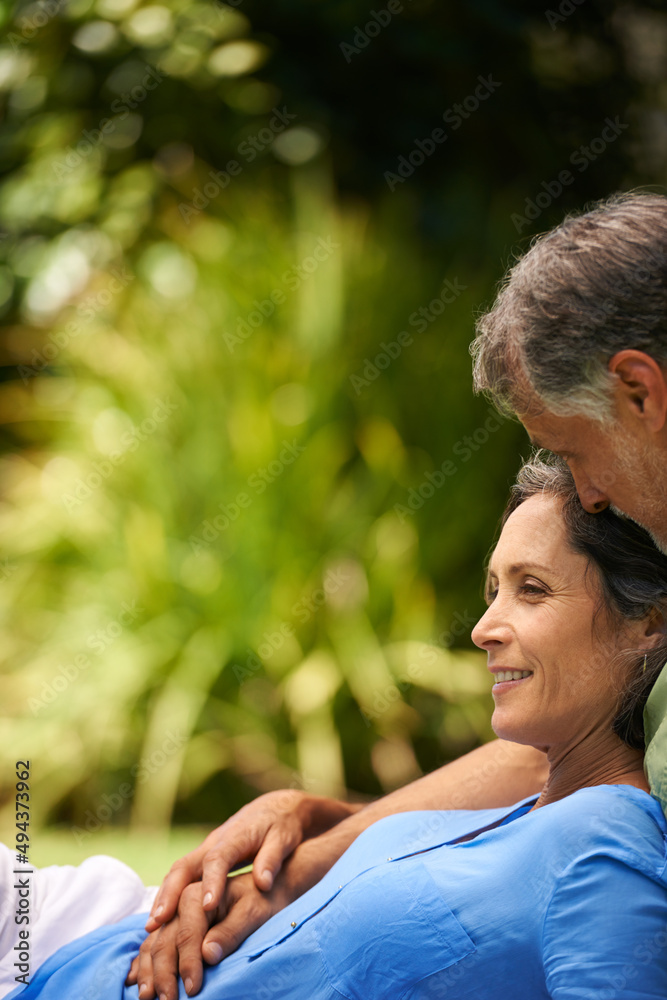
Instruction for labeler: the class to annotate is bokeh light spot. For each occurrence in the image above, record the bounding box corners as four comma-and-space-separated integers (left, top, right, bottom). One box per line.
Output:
208, 40, 269, 77
139, 242, 198, 299
272, 127, 325, 166
72, 20, 120, 53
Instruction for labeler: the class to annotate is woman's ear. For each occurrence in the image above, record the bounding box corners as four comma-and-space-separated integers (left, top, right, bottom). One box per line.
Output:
643, 608, 667, 648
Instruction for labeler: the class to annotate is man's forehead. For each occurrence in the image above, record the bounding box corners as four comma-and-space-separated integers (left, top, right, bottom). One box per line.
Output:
518, 412, 563, 449
527, 431, 560, 452
518, 409, 595, 453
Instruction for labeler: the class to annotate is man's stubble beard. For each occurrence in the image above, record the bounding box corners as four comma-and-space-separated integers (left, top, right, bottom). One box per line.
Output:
608, 424, 667, 555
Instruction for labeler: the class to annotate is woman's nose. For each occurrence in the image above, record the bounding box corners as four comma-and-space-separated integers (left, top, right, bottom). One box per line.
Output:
471, 603, 509, 650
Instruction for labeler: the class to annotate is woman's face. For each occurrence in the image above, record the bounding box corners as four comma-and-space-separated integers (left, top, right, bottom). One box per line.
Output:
471, 493, 632, 752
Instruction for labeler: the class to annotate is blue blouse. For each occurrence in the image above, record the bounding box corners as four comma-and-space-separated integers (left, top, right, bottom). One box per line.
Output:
8, 784, 667, 999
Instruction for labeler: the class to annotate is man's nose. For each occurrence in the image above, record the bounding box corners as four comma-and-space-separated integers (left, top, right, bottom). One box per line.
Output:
571, 469, 610, 513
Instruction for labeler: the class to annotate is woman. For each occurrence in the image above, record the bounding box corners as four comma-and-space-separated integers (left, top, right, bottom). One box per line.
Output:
8, 457, 667, 999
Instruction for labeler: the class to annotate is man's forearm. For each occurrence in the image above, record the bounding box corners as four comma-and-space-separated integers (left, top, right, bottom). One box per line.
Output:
281, 739, 547, 899
352, 737, 547, 818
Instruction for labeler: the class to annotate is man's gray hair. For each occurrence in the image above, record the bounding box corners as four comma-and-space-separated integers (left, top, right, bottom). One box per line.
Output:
470, 191, 667, 421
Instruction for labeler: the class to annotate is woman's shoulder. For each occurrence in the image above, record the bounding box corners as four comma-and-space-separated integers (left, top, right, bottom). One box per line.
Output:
550, 782, 666, 828
527, 783, 667, 880
539, 789, 667, 998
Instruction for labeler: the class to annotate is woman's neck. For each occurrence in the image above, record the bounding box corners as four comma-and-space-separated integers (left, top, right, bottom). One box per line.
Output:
530, 728, 649, 810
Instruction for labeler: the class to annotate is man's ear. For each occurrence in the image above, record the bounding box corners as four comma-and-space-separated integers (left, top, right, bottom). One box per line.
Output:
608, 350, 667, 432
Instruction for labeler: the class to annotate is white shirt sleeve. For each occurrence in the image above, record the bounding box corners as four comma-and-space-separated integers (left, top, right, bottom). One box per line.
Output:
0, 842, 157, 997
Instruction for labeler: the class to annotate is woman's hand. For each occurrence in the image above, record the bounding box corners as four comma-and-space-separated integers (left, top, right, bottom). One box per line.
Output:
145, 789, 359, 932
128, 818, 369, 998
126, 882, 214, 999
126, 873, 292, 998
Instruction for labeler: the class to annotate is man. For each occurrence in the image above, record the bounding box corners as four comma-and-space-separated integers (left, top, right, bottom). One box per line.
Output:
471, 190, 667, 556
133, 191, 667, 997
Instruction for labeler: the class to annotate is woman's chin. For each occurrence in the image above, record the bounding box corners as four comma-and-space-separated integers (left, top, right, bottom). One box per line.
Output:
491, 713, 536, 745
490, 714, 514, 741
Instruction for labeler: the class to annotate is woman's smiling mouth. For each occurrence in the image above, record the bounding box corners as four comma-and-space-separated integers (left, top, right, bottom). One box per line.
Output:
490, 669, 533, 691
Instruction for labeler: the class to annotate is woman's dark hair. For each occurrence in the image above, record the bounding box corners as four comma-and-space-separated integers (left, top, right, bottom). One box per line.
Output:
501, 453, 667, 749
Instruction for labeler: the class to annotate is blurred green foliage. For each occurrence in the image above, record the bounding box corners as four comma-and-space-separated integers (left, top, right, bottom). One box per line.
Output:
0, 0, 665, 850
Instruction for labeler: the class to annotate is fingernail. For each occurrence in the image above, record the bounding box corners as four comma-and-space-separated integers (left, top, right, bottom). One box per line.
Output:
204, 942, 223, 963
160, 994, 167, 1000
138, 986, 147, 998
261, 869, 273, 887
154, 905, 164, 918
203, 892, 213, 907
185, 978, 194, 995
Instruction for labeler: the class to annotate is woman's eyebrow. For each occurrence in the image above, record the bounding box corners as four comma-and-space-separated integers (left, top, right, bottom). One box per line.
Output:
510, 561, 550, 573
488, 561, 552, 577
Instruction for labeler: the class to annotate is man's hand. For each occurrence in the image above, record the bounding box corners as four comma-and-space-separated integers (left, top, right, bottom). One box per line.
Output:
145, 789, 358, 932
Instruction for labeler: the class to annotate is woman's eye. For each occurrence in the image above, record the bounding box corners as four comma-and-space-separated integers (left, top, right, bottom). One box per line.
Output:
521, 584, 545, 596
485, 588, 498, 604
